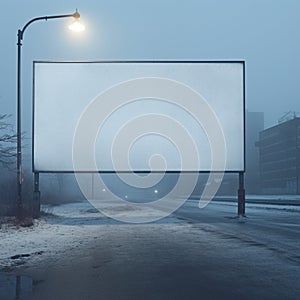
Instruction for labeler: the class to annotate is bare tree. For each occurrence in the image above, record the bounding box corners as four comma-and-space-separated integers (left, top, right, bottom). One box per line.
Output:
0, 114, 17, 168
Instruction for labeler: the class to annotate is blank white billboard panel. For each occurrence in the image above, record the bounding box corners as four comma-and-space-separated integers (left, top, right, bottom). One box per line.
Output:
33, 61, 245, 172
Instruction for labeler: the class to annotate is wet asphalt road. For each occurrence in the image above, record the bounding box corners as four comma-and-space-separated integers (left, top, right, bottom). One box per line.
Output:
4, 200, 300, 300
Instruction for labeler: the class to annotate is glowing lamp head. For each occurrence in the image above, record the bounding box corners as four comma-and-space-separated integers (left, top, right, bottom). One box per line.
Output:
69, 19, 85, 32
69, 11, 85, 32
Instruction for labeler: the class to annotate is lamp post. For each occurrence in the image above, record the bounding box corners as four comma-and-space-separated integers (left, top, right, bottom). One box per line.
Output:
17, 10, 84, 219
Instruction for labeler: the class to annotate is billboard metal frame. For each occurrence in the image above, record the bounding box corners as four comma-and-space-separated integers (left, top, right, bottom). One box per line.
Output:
32, 60, 246, 216
32, 60, 246, 174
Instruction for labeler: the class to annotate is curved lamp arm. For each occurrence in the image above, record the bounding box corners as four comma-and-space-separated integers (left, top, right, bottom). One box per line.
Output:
18, 11, 80, 43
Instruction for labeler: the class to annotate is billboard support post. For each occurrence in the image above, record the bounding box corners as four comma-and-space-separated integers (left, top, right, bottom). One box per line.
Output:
33, 172, 40, 218
238, 172, 246, 216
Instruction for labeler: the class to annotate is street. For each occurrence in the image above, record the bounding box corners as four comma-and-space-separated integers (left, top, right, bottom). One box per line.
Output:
1, 199, 299, 299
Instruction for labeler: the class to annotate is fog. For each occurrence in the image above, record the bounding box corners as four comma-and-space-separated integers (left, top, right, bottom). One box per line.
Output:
1, 4, 300, 299
1, 0, 300, 211
1, 1, 300, 128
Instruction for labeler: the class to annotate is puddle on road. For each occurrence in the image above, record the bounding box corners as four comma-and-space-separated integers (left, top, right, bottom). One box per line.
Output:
0, 273, 33, 300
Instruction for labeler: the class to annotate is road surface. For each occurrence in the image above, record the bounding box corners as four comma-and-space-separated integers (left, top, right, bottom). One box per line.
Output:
0, 199, 299, 299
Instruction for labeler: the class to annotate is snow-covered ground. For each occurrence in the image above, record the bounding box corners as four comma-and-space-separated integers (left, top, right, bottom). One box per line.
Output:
0, 199, 299, 299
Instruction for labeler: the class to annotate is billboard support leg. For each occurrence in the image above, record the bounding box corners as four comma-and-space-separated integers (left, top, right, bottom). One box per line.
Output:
33, 172, 40, 218
238, 172, 246, 216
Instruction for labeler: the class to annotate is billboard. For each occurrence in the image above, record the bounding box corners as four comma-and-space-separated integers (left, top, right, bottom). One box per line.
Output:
33, 61, 245, 173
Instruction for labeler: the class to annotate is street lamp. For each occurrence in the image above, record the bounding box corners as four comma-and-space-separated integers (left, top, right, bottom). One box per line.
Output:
17, 10, 84, 219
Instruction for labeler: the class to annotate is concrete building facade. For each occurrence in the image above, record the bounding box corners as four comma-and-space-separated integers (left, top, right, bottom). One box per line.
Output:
256, 117, 300, 194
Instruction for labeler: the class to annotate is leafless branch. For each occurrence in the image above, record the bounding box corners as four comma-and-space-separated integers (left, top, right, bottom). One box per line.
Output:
0, 114, 17, 168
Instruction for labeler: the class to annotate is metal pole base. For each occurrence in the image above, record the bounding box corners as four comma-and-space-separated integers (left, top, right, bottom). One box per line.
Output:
238, 188, 246, 216
238, 172, 246, 216
33, 173, 40, 218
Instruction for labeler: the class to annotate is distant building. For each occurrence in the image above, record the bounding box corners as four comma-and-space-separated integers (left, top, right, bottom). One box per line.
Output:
245, 111, 264, 193
256, 117, 300, 194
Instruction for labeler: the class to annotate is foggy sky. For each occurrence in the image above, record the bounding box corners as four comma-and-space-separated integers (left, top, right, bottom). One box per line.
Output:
1, 0, 300, 132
